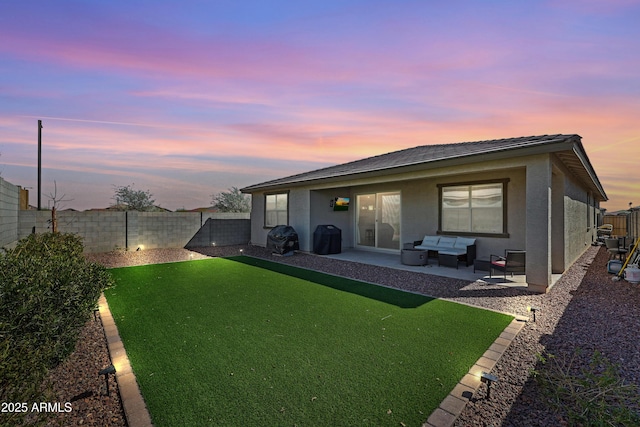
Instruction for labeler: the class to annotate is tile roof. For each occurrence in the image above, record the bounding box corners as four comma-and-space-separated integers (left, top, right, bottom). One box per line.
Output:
241, 134, 607, 200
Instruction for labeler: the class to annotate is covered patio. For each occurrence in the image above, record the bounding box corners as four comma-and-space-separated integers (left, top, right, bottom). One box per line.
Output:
320, 248, 562, 290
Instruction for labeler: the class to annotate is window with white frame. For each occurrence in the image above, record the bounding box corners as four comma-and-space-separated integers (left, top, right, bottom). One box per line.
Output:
439, 180, 508, 235
265, 192, 288, 227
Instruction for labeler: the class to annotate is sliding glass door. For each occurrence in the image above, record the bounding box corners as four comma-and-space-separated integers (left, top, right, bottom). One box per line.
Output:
356, 194, 376, 247
356, 192, 401, 250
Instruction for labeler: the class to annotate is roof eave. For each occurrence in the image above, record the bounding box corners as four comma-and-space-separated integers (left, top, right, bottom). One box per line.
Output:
571, 144, 608, 201
241, 135, 608, 201
240, 137, 575, 193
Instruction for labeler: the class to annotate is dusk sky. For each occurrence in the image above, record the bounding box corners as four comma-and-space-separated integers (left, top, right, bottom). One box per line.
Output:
1, 1, 639, 211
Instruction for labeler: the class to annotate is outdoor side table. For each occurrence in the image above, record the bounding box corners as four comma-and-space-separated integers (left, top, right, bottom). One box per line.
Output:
474, 258, 491, 273
401, 248, 428, 266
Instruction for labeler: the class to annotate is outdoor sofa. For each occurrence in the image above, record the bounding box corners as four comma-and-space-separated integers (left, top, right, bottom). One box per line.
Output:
411, 235, 477, 267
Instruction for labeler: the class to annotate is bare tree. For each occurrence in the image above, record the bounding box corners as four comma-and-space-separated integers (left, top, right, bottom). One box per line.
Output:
47, 181, 73, 233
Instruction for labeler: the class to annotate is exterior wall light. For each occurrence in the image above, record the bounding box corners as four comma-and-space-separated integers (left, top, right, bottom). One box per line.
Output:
98, 365, 116, 396
480, 371, 498, 399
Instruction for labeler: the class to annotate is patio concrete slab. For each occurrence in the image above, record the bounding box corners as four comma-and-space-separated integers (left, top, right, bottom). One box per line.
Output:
322, 249, 551, 288
322, 249, 563, 291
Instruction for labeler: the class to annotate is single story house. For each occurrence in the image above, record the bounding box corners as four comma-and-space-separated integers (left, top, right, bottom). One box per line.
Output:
241, 134, 607, 292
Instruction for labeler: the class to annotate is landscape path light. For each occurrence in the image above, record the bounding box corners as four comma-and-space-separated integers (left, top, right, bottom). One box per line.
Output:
98, 365, 116, 396
480, 371, 498, 400
527, 306, 539, 322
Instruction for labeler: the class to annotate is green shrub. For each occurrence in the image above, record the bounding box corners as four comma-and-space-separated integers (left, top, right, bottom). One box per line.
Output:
533, 349, 640, 426
0, 233, 113, 409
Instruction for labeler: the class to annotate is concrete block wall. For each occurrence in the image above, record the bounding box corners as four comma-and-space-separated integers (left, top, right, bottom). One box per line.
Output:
0, 177, 20, 248
19, 210, 128, 253
185, 217, 251, 248
19, 210, 52, 237
128, 212, 201, 250
0, 171, 252, 253
63, 211, 127, 252
209, 218, 251, 246
16, 209, 250, 253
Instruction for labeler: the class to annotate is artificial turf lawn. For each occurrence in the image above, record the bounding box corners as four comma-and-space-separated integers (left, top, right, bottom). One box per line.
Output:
105, 257, 513, 426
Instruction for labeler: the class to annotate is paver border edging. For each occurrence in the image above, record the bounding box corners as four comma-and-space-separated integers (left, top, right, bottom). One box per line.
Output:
424, 317, 526, 427
98, 293, 154, 427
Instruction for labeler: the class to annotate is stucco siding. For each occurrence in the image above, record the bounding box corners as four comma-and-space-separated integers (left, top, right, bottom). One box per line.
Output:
310, 189, 352, 249
248, 189, 311, 249
289, 189, 311, 251
248, 159, 532, 259
249, 192, 267, 246
551, 169, 566, 273
274, 166, 529, 259
525, 155, 553, 290
563, 171, 595, 267
401, 180, 436, 245
551, 154, 597, 271
427, 168, 527, 260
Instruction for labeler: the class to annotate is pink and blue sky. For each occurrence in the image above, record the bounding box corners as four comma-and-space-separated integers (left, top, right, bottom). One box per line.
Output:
1, 1, 639, 211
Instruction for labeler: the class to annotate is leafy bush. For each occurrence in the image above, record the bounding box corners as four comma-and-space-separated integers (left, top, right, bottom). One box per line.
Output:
533, 349, 640, 426
0, 233, 113, 408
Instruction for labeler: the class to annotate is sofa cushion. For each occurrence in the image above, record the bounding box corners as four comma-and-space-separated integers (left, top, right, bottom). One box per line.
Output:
421, 235, 440, 247
439, 249, 466, 256
454, 237, 476, 249
437, 236, 456, 248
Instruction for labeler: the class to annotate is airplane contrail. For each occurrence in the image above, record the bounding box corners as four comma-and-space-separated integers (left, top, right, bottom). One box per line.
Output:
17, 115, 175, 129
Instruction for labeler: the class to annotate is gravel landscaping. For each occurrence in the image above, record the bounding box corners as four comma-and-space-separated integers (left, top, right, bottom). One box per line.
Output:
48, 244, 638, 426
38, 317, 125, 427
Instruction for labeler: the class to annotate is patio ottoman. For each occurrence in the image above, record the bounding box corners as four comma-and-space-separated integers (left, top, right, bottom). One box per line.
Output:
473, 258, 491, 273
438, 251, 461, 269
401, 248, 428, 266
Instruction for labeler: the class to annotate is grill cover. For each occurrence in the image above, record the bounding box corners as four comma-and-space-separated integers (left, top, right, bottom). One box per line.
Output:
266, 225, 300, 255
313, 224, 341, 255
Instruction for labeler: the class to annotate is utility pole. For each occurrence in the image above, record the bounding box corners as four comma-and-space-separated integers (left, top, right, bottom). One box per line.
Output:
38, 119, 42, 210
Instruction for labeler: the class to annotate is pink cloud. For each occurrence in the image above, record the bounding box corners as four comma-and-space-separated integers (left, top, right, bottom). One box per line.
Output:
0, 19, 335, 85
2, 3, 638, 212
5, 106, 639, 211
